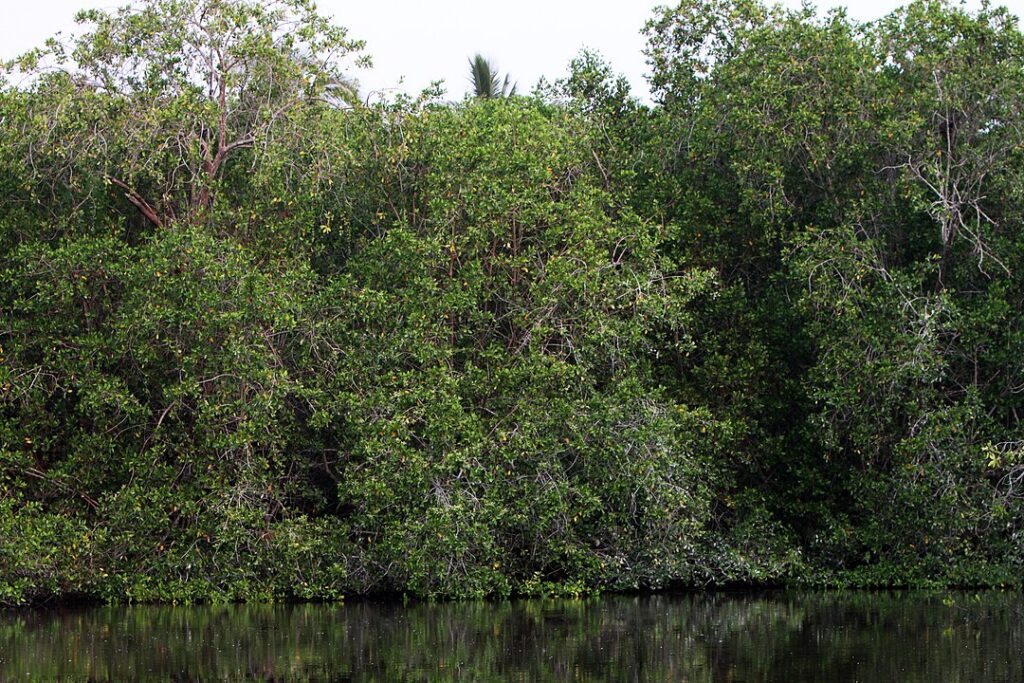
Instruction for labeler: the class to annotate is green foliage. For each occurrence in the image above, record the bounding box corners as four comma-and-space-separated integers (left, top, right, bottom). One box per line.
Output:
644, 0, 1024, 584
1, 0, 1023, 603
307, 101, 717, 597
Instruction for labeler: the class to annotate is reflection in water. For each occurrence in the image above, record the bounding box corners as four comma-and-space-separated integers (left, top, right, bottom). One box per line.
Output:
0, 591, 1021, 681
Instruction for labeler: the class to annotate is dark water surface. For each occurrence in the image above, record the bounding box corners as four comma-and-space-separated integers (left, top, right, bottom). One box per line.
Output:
1, 591, 1021, 681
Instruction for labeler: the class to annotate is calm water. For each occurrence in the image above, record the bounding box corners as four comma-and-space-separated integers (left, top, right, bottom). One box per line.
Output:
1, 591, 1021, 681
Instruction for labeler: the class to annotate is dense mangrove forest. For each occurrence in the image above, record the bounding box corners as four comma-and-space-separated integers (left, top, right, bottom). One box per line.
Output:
1, 0, 1023, 605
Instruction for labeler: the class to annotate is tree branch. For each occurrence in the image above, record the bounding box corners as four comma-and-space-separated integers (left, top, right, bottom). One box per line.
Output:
211, 135, 256, 177
107, 176, 164, 228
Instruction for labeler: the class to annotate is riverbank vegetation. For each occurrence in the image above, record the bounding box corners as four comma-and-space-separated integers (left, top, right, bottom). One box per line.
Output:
1, 0, 1022, 604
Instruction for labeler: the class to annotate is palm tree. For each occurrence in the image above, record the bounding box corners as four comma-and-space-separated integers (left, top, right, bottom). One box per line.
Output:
468, 54, 517, 99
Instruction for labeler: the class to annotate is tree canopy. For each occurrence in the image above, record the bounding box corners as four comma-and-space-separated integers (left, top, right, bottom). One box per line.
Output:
1, 0, 1022, 604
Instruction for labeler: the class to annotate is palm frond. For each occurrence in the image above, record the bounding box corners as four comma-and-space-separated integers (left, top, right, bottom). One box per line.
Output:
468, 53, 515, 99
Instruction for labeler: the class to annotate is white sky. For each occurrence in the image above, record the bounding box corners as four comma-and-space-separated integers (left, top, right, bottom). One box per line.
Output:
1, 0, 1013, 102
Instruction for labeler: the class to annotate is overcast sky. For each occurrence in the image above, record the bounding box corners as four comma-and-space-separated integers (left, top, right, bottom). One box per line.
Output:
1, 0, 1010, 102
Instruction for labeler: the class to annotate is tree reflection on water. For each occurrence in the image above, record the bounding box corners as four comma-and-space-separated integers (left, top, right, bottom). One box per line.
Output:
0, 591, 1021, 681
